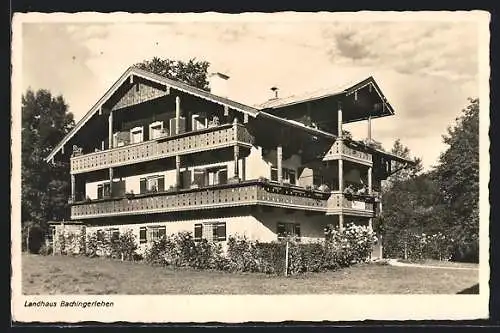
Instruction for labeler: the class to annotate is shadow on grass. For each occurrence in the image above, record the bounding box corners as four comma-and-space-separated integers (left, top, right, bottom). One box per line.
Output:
457, 283, 479, 294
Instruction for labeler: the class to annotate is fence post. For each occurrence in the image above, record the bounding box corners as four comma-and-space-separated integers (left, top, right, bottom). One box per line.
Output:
284, 240, 289, 277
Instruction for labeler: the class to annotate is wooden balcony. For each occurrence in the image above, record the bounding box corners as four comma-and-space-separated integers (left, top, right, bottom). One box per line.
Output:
323, 139, 372, 165
326, 191, 376, 217
70, 123, 254, 174
70, 180, 331, 219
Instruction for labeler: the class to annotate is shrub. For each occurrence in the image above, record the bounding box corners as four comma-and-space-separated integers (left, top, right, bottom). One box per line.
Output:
38, 244, 53, 256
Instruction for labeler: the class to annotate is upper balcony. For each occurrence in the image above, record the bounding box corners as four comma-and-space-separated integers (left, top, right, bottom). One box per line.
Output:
70, 123, 254, 174
326, 191, 376, 217
70, 180, 377, 220
323, 139, 372, 166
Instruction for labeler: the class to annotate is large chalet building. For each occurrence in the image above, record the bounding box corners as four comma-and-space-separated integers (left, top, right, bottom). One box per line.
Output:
46, 67, 413, 254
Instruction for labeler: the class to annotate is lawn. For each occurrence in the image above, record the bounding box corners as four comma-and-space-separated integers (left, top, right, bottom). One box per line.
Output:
22, 254, 479, 295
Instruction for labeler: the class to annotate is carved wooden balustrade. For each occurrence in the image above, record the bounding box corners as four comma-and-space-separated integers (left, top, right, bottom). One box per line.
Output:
70, 180, 331, 219
323, 139, 372, 165
326, 191, 376, 217
70, 123, 254, 174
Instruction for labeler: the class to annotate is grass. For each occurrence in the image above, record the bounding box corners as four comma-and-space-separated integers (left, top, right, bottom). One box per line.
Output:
22, 254, 479, 295
397, 258, 479, 269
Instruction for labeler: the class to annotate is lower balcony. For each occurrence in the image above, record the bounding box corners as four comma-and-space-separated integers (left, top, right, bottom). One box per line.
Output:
70, 180, 331, 219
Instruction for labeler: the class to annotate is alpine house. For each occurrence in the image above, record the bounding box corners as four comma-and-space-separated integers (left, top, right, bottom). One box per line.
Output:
45, 67, 414, 255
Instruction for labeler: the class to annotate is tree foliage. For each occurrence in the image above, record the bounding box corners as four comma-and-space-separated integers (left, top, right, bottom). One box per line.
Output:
22, 89, 75, 229
434, 98, 479, 260
133, 57, 211, 91
377, 98, 479, 262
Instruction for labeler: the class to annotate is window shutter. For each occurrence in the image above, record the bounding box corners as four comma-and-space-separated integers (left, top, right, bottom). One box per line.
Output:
217, 223, 227, 241
157, 176, 165, 192
289, 170, 296, 185
179, 117, 186, 134
218, 169, 228, 185
277, 223, 285, 239
181, 170, 192, 189
169, 118, 176, 135
271, 167, 278, 182
193, 170, 205, 187
140, 178, 147, 194
158, 226, 166, 239
294, 224, 301, 239
194, 224, 202, 241
97, 185, 103, 199
139, 227, 147, 244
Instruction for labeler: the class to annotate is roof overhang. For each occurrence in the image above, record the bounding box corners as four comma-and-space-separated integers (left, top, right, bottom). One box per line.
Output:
257, 76, 395, 123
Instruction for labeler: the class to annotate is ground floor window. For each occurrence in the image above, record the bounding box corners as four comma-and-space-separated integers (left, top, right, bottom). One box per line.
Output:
277, 222, 301, 241
194, 222, 226, 242
139, 225, 166, 243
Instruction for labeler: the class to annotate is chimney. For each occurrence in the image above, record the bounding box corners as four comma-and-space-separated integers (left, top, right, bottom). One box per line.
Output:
209, 72, 230, 98
270, 86, 279, 99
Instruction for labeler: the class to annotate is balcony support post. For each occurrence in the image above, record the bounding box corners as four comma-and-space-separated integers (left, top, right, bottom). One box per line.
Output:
109, 167, 113, 197
367, 115, 372, 143
70, 174, 75, 202
175, 155, 181, 188
232, 118, 240, 180
337, 101, 343, 136
277, 145, 283, 185
234, 145, 240, 180
338, 159, 343, 192
108, 110, 113, 149
368, 166, 372, 195
175, 96, 181, 135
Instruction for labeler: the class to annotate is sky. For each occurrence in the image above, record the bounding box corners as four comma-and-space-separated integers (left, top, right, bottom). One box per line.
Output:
19, 12, 484, 170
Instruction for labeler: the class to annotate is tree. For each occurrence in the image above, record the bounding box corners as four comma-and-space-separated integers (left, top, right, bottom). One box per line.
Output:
373, 139, 428, 259
22, 89, 74, 250
434, 98, 479, 262
133, 57, 210, 90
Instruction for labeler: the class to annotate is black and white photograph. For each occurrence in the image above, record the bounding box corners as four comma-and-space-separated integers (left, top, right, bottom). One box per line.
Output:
11, 11, 490, 322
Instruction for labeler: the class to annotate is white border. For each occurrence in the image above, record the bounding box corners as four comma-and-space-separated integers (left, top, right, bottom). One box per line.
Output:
11, 11, 491, 323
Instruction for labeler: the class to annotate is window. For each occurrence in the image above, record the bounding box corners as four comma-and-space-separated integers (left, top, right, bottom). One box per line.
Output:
97, 182, 111, 199
277, 223, 301, 241
139, 227, 147, 244
208, 167, 228, 186
140, 175, 165, 194
194, 222, 226, 242
140, 225, 166, 243
107, 228, 120, 241
283, 169, 296, 185
149, 121, 164, 140
270, 167, 297, 184
148, 225, 166, 242
130, 126, 144, 144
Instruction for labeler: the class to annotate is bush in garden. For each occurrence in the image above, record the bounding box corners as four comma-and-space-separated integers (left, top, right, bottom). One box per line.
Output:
110, 230, 138, 261
254, 241, 286, 274
226, 235, 261, 272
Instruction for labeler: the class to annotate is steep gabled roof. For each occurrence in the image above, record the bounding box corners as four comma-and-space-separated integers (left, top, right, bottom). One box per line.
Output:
257, 76, 395, 118
45, 67, 260, 162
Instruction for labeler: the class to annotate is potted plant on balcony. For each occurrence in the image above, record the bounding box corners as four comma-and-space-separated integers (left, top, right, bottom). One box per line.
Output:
125, 190, 135, 200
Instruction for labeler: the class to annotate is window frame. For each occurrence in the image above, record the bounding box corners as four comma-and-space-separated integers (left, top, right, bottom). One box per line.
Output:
130, 126, 144, 144
194, 222, 226, 242
277, 222, 301, 241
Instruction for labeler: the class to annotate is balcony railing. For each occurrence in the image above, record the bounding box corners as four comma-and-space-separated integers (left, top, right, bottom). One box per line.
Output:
70, 123, 254, 174
323, 139, 372, 165
326, 191, 375, 217
71, 180, 331, 219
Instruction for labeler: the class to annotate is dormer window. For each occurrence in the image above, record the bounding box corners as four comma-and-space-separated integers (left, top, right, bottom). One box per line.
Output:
130, 126, 144, 144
